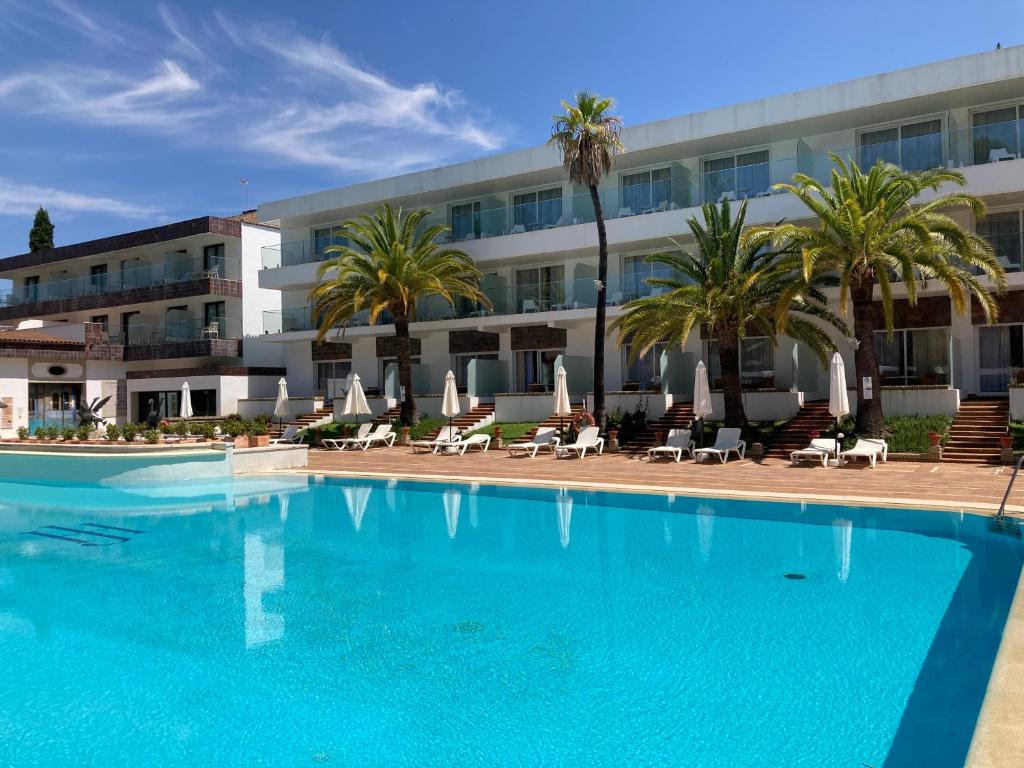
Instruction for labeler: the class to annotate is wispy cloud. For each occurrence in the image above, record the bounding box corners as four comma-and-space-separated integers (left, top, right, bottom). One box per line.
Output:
0, 179, 163, 219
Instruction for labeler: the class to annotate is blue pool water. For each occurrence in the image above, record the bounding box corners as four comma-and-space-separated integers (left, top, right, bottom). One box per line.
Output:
0, 473, 1020, 767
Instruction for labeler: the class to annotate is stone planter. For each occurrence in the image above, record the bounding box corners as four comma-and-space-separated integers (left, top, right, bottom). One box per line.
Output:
248, 435, 270, 448
400, 426, 411, 446
607, 428, 619, 453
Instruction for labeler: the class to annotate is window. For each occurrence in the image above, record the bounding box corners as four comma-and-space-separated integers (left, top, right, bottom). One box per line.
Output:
973, 106, 1023, 164
702, 150, 769, 203
621, 253, 673, 300
89, 264, 108, 292
136, 389, 216, 419
514, 265, 565, 312
620, 167, 671, 215
515, 349, 562, 392
706, 337, 776, 388
622, 341, 667, 390
23, 275, 39, 302
859, 119, 942, 171
316, 359, 353, 401
977, 210, 1022, 272
90, 315, 109, 333
512, 187, 562, 231
979, 325, 1024, 392
120, 311, 142, 345
203, 243, 226, 275
378, 356, 421, 390
451, 353, 499, 387
311, 225, 350, 264
450, 201, 481, 241
873, 327, 950, 386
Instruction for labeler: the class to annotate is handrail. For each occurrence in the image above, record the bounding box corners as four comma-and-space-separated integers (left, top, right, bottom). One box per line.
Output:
996, 453, 1024, 518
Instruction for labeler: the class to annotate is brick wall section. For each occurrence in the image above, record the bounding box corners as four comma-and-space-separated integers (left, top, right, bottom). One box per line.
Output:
312, 340, 353, 360
448, 330, 499, 354
376, 336, 421, 357
869, 296, 951, 328
0, 346, 84, 360
973, 289, 1024, 324
127, 365, 286, 380
511, 325, 567, 350
0, 216, 242, 272
0, 277, 243, 322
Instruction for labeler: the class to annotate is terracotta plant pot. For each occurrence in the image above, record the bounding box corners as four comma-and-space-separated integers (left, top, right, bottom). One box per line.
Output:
928, 431, 941, 447
808, 429, 821, 441
998, 435, 1014, 449
248, 434, 270, 448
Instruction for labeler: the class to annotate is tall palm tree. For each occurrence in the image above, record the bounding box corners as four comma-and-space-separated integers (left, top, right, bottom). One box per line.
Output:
611, 200, 847, 427
310, 203, 489, 426
747, 156, 1005, 436
549, 91, 624, 427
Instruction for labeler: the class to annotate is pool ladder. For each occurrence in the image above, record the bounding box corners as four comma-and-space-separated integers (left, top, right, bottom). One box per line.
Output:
994, 454, 1024, 531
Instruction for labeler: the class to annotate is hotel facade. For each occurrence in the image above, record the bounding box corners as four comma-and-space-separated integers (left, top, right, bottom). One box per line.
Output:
0, 214, 285, 436
254, 46, 1024, 426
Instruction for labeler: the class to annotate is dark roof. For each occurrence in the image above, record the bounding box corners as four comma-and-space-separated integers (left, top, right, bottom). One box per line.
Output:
0, 328, 83, 346
0, 216, 245, 272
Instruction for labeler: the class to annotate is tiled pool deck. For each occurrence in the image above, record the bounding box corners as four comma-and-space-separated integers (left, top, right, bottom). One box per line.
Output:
304, 446, 1024, 766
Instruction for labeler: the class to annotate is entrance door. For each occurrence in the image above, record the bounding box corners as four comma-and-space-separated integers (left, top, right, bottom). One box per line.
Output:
28, 382, 83, 431
979, 325, 1023, 393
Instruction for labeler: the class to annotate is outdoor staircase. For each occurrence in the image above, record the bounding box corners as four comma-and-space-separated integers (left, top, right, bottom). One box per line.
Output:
941, 398, 1009, 465
627, 402, 697, 448
269, 408, 333, 437
525, 405, 588, 440
763, 400, 836, 460
424, 404, 496, 439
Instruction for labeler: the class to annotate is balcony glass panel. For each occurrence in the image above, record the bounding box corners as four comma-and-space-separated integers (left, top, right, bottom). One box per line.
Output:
973, 107, 1020, 164
977, 210, 1022, 272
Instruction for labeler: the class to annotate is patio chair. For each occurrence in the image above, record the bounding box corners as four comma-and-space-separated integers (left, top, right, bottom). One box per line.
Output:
436, 433, 490, 455
510, 224, 526, 234
507, 427, 560, 458
989, 147, 1018, 162
553, 426, 604, 459
522, 298, 540, 313
270, 424, 303, 444
839, 439, 888, 468
647, 429, 695, 463
789, 438, 840, 467
617, 207, 634, 218
201, 322, 219, 340
411, 426, 460, 454
321, 422, 372, 450
348, 423, 396, 450
693, 427, 746, 464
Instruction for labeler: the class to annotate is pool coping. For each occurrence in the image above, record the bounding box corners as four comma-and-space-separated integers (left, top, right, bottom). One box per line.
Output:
290, 467, 1024, 517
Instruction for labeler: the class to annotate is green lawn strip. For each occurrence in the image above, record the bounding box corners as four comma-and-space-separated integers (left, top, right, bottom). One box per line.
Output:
823, 414, 952, 453
465, 422, 538, 442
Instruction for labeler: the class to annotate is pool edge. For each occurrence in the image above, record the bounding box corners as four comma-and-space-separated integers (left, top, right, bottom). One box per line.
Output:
965, 565, 1024, 768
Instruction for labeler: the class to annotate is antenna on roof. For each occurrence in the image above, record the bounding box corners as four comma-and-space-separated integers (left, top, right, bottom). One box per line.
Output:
240, 177, 249, 212
996, 42, 1002, 50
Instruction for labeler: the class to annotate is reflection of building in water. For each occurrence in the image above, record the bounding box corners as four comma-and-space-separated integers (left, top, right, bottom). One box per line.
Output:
244, 533, 284, 648
832, 518, 853, 584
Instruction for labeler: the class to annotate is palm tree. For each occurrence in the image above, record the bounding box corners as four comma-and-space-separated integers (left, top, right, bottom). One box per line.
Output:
748, 156, 1005, 436
310, 203, 490, 426
611, 200, 847, 428
549, 91, 624, 427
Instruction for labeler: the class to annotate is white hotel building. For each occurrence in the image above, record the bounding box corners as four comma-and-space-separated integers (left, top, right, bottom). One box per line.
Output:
253, 46, 1024, 426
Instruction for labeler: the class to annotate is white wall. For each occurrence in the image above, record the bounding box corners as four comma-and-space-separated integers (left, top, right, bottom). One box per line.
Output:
709, 390, 805, 422
0, 358, 28, 436
240, 224, 285, 366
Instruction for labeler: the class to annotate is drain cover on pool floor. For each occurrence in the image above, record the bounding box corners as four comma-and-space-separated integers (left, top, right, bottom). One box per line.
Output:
784, 573, 807, 580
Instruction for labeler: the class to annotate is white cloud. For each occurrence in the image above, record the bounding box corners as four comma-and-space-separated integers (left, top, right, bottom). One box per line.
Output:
0, 179, 163, 219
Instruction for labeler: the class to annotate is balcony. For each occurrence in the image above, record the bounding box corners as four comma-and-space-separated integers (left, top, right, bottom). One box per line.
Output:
107, 316, 242, 361
0, 256, 241, 321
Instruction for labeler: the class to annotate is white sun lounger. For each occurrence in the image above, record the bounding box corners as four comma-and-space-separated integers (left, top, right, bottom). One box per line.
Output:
839, 438, 888, 468
321, 422, 372, 450
553, 426, 604, 459
693, 427, 746, 464
507, 427, 560, 458
436, 433, 491, 455
790, 438, 840, 467
343, 423, 396, 450
647, 428, 695, 463
411, 426, 460, 454
270, 424, 303, 444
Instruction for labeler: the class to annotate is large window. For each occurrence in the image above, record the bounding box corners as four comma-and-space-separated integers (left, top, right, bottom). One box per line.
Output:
706, 337, 776, 389
973, 105, 1024, 164
452, 353, 499, 387
859, 119, 942, 171
621, 253, 673, 301
203, 243, 226, 275
512, 187, 562, 231
702, 150, 769, 203
311, 225, 350, 263
514, 265, 565, 312
979, 325, 1024, 392
89, 264, 108, 293
620, 167, 671, 215
622, 341, 667, 390
316, 359, 353, 401
450, 201, 481, 241
873, 327, 950, 386
515, 349, 562, 392
136, 389, 216, 419
23, 275, 39, 302
976, 210, 1022, 272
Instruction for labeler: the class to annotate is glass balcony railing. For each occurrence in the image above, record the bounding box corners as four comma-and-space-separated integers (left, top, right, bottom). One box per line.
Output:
258, 118, 1024, 272
263, 273, 673, 334
0, 256, 238, 308
107, 316, 241, 346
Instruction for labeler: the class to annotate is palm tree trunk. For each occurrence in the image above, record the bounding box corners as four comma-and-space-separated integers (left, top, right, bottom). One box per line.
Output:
851, 282, 884, 436
393, 310, 417, 426
718, 331, 747, 428
590, 183, 608, 427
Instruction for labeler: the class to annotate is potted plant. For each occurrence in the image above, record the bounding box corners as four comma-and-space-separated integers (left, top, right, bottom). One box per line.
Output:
76, 424, 92, 442
193, 422, 214, 442
106, 423, 121, 442
225, 419, 247, 447
45, 425, 59, 442
61, 426, 77, 442
121, 423, 138, 442
247, 420, 270, 448
605, 410, 622, 442
34, 425, 46, 441
928, 431, 942, 448
16, 426, 29, 441
999, 434, 1014, 449
808, 429, 821, 441
143, 429, 160, 444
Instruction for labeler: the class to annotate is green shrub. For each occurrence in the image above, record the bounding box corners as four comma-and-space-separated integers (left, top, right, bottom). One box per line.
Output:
409, 416, 447, 441
106, 423, 121, 441
16, 426, 29, 440
466, 422, 537, 442
121, 423, 138, 442
172, 420, 190, 437
223, 419, 246, 438
45, 425, 59, 440
34, 426, 46, 439
61, 427, 76, 441
143, 429, 160, 444
194, 422, 215, 440
247, 419, 268, 436
76, 424, 92, 441
823, 414, 951, 453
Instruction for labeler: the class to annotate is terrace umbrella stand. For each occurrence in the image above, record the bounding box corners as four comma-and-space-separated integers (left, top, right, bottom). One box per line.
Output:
692, 360, 713, 448
342, 373, 371, 427
441, 370, 460, 435
274, 378, 290, 438
553, 366, 572, 439
828, 352, 850, 467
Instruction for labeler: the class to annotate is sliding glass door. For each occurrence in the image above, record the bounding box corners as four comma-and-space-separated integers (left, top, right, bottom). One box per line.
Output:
978, 325, 1024, 392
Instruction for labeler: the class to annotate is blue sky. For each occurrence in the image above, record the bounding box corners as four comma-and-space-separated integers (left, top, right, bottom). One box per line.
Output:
0, 0, 1021, 256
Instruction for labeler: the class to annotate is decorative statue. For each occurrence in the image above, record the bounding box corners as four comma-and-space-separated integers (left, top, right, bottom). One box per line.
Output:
76, 396, 112, 430
145, 397, 162, 429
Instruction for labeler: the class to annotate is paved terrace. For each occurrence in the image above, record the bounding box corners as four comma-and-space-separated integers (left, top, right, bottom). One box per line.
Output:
307, 447, 1024, 516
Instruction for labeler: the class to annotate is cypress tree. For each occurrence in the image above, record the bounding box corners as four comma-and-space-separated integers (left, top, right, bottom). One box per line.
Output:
28, 207, 54, 251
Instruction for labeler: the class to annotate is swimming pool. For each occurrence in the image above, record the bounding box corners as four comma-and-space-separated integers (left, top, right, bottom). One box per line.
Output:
0, 473, 1019, 766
